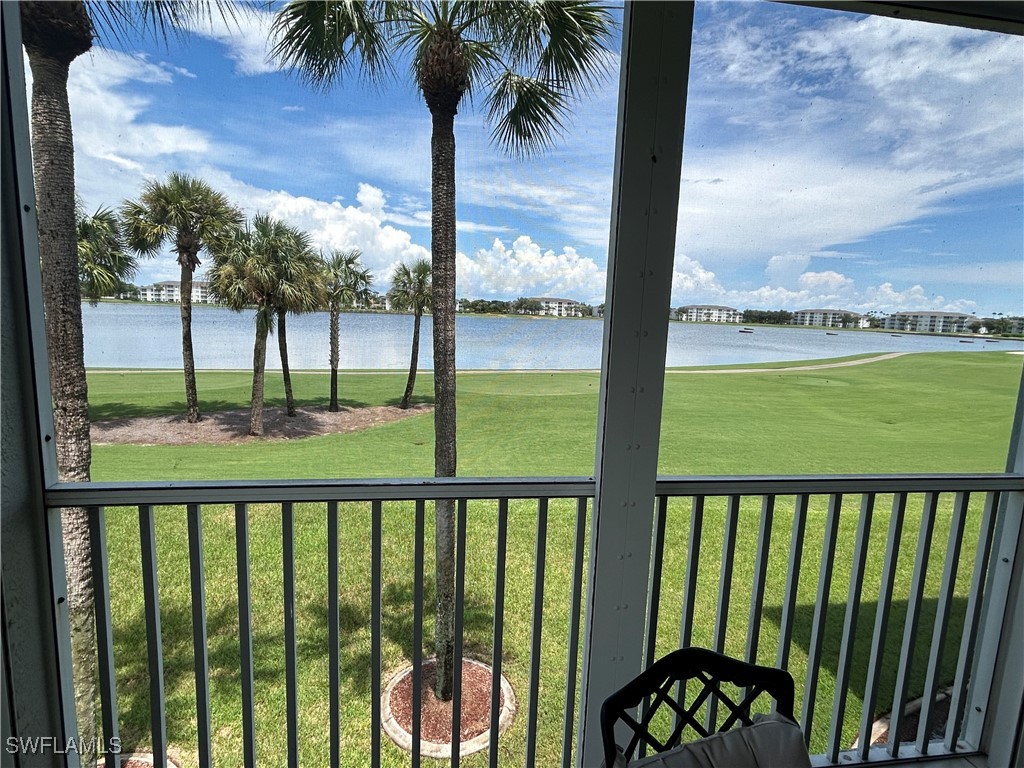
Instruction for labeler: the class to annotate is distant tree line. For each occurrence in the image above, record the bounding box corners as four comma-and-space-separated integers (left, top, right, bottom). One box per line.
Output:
741, 309, 793, 325
970, 317, 1023, 335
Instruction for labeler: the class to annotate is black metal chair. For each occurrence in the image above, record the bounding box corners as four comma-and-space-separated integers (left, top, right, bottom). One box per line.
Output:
600, 647, 798, 766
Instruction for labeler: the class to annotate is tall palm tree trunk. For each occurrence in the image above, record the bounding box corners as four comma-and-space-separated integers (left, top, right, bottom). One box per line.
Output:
401, 311, 422, 409
180, 262, 201, 422
250, 323, 269, 436
25, 25, 98, 763
431, 108, 458, 701
329, 307, 340, 411
278, 308, 296, 416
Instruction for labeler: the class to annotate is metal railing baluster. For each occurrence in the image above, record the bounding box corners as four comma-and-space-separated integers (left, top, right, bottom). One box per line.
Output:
234, 503, 257, 768
745, 494, 775, 667
560, 497, 589, 768
801, 493, 843, 743
916, 491, 970, 754
524, 497, 548, 768
489, 498, 509, 768
451, 500, 468, 767
638, 495, 669, 757
945, 491, 1000, 751
675, 495, 704, 733
89, 506, 120, 768
282, 503, 299, 768
828, 493, 875, 762
413, 500, 425, 767
187, 504, 212, 768
858, 493, 907, 760
887, 492, 939, 757
707, 495, 740, 731
776, 494, 809, 673
139, 504, 167, 768
371, 500, 382, 768
328, 501, 340, 768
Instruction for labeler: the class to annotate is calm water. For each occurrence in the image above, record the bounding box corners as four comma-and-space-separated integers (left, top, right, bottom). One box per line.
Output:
82, 302, 1024, 370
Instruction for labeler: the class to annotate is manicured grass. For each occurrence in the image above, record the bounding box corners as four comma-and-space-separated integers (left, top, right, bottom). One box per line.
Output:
90, 352, 1020, 480
87, 352, 1021, 766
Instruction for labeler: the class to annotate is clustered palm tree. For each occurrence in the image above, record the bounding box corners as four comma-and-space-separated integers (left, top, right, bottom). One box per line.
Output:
389, 259, 432, 410
273, 0, 614, 700
206, 214, 325, 436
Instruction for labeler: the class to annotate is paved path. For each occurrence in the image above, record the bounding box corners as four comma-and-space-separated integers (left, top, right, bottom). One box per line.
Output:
665, 351, 910, 374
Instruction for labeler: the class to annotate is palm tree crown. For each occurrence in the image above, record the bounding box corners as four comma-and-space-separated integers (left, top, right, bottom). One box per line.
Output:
77, 207, 138, 306
324, 248, 374, 311
388, 258, 432, 315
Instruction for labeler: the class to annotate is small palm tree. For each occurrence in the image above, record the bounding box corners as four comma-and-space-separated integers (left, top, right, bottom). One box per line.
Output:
322, 249, 374, 411
207, 214, 312, 436
77, 207, 138, 306
388, 259, 432, 410
122, 173, 243, 423
273, 0, 614, 701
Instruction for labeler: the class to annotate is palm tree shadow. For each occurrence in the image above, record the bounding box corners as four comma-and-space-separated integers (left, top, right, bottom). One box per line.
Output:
299, 578, 497, 696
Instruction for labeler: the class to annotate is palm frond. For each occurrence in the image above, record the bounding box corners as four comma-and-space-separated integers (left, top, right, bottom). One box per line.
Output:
87, 0, 243, 50
486, 71, 568, 158
272, 0, 393, 89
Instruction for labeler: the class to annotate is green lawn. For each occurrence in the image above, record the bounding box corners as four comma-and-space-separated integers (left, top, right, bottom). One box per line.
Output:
86, 352, 1022, 766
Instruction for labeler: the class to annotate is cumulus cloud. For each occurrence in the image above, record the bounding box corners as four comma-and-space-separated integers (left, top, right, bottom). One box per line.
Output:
457, 237, 606, 301
765, 253, 811, 285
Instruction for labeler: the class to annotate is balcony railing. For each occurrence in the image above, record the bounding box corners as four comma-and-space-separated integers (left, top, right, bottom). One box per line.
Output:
45, 472, 1022, 768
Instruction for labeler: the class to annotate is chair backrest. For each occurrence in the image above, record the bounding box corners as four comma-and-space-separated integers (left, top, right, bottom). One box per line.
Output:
600, 647, 797, 766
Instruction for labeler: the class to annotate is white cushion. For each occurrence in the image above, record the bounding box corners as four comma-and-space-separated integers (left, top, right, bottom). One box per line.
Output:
606, 714, 812, 768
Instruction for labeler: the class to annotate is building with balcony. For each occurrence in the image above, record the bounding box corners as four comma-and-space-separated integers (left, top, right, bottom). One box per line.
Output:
531, 297, 585, 317
791, 309, 867, 328
138, 280, 217, 305
884, 312, 975, 334
676, 305, 743, 323
3, 4, 1023, 768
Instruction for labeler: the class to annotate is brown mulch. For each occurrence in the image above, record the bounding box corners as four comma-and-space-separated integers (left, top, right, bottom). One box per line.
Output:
868, 691, 952, 746
390, 659, 504, 744
91, 404, 432, 445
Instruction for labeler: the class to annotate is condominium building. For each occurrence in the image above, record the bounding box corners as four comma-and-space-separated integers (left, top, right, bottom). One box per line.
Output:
883, 311, 974, 333
138, 280, 217, 304
791, 309, 867, 328
532, 297, 585, 317
676, 305, 742, 323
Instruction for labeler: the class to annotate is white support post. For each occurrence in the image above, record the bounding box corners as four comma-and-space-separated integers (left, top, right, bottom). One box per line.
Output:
1, 4, 79, 765
969, 364, 1024, 762
576, 3, 694, 765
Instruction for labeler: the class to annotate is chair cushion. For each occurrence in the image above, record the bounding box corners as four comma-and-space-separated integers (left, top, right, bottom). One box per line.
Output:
607, 714, 812, 768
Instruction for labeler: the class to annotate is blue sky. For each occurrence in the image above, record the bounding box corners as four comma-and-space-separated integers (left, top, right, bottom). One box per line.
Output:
43, 0, 1023, 316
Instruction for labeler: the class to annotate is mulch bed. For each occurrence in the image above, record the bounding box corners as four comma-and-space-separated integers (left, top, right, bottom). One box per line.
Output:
389, 659, 504, 744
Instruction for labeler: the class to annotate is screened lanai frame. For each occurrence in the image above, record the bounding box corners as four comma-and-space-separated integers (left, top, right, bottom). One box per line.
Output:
2, 2, 1023, 768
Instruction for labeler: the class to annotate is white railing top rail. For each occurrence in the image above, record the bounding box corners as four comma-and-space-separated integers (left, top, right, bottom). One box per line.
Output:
43, 472, 1023, 508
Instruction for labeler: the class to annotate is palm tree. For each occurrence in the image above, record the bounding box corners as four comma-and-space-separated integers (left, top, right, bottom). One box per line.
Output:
208, 214, 314, 436
20, 4, 234, 759
322, 249, 374, 411
274, 240, 325, 417
273, 0, 613, 701
77, 207, 138, 305
122, 173, 243, 423
388, 259, 432, 410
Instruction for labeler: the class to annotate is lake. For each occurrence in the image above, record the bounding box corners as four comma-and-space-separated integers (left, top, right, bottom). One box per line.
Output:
82, 302, 1023, 370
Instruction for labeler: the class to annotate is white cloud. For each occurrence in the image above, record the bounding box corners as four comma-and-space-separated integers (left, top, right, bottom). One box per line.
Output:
180, 7, 278, 76
457, 237, 606, 301
797, 270, 854, 293
765, 253, 811, 284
